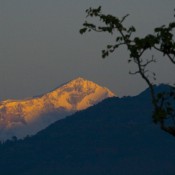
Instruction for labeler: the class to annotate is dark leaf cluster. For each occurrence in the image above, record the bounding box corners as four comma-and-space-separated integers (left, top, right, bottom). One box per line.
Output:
80, 6, 175, 137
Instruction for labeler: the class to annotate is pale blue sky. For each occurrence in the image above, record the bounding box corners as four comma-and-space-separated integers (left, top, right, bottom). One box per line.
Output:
0, 0, 175, 100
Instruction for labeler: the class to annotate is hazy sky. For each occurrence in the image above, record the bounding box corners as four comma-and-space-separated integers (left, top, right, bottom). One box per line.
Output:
0, 0, 175, 100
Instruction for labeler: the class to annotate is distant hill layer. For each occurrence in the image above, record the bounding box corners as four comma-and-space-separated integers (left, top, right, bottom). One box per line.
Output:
0, 85, 174, 175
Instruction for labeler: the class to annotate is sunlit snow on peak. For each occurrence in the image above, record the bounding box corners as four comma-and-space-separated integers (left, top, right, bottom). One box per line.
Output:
0, 77, 115, 140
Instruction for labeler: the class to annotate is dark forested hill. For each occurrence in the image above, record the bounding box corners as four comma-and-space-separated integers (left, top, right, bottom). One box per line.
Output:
0, 85, 175, 175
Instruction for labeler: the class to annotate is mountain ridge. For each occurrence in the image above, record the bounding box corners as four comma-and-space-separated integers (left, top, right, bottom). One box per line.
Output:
0, 77, 115, 140
0, 84, 174, 175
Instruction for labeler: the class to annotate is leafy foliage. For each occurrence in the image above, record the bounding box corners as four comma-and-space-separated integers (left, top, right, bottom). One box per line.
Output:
80, 6, 175, 136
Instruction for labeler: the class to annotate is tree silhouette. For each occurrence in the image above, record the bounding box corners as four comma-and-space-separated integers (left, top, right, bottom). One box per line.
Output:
80, 6, 175, 137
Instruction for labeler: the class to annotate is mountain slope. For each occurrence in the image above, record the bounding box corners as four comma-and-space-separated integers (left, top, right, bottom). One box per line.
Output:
0, 85, 174, 175
0, 77, 115, 140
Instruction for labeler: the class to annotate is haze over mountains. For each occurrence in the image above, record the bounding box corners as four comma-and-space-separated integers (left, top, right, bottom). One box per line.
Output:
0, 77, 115, 140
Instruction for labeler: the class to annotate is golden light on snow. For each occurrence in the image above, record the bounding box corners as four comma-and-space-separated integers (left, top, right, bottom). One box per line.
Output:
0, 77, 115, 139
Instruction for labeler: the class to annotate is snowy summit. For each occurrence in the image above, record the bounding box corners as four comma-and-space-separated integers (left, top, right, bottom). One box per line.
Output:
0, 77, 115, 140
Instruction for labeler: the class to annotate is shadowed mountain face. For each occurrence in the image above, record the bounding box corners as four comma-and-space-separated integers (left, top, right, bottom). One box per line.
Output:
0, 77, 115, 140
0, 85, 175, 175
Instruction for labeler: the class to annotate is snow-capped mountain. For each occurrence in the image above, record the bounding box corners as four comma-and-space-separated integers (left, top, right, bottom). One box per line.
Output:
0, 77, 115, 140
